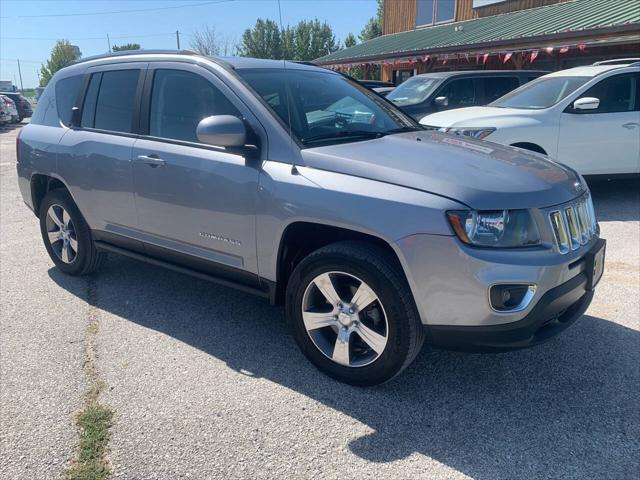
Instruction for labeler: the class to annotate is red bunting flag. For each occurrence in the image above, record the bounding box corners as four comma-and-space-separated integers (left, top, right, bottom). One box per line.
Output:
503, 52, 513, 63
545, 46, 554, 55
423, 55, 430, 63
578, 44, 587, 51
530, 50, 539, 63
442, 55, 449, 65
482, 53, 489, 65
559, 46, 569, 54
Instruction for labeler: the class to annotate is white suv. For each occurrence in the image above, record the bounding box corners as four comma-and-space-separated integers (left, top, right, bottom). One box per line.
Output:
420, 60, 640, 176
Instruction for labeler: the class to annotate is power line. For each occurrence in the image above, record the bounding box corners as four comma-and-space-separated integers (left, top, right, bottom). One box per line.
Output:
16, 1, 234, 19
1, 33, 180, 41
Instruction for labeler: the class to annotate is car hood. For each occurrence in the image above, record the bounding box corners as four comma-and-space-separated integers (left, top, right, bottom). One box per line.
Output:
300, 131, 584, 210
420, 106, 528, 128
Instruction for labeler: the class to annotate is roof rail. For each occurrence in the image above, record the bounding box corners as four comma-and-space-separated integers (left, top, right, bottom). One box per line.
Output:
72, 49, 201, 65
592, 58, 640, 66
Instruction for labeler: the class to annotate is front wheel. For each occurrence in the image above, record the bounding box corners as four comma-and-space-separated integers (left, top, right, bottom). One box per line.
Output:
286, 241, 424, 386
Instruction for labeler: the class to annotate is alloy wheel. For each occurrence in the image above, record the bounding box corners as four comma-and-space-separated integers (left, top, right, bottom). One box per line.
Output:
301, 271, 389, 367
45, 204, 78, 264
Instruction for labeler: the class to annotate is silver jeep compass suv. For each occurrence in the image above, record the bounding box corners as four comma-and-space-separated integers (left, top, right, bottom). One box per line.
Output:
17, 51, 605, 385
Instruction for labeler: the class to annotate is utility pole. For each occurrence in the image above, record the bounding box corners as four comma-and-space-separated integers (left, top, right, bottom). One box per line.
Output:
107, 34, 111, 52
17, 59, 24, 91
175, 30, 181, 49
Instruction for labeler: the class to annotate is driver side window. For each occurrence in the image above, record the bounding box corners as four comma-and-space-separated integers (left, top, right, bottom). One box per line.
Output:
573, 73, 639, 114
149, 69, 241, 143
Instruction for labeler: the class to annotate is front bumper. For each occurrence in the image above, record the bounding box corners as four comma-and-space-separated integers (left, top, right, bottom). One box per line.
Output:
426, 271, 593, 352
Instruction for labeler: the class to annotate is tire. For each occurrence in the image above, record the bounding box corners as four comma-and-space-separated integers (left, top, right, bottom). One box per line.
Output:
39, 188, 106, 275
286, 241, 424, 386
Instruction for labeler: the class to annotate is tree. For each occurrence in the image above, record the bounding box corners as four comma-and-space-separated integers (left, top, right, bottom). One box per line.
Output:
239, 18, 339, 61
39, 40, 81, 87
239, 19, 283, 59
111, 43, 141, 52
344, 32, 357, 48
360, 0, 383, 42
189, 25, 236, 56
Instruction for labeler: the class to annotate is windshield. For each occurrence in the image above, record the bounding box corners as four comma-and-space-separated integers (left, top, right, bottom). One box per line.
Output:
387, 76, 440, 106
237, 68, 419, 146
491, 76, 590, 109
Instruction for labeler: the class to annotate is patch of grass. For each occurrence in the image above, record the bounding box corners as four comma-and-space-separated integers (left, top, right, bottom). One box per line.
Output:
65, 404, 114, 480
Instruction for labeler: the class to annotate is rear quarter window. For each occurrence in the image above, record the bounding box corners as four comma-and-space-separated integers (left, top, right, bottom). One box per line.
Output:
55, 75, 83, 127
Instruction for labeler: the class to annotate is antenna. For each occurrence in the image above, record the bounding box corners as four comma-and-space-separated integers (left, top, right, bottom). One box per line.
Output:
276, 0, 297, 174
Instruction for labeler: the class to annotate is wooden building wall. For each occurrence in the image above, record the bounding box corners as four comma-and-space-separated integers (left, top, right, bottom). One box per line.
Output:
384, 0, 573, 34
383, 0, 416, 34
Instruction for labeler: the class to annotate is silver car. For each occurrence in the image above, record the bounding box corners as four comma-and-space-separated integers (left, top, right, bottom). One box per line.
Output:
17, 51, 605, 385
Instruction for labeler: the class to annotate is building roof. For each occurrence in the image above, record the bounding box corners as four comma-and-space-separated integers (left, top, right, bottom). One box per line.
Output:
315, 0, 640, 64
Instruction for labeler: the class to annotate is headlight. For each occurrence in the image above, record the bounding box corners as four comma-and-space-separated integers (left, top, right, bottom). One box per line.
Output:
447, 209, 541, 247
438, 127, 495, 140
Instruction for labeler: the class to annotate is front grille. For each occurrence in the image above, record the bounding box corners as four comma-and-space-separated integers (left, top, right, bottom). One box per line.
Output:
548, 194, 597, 254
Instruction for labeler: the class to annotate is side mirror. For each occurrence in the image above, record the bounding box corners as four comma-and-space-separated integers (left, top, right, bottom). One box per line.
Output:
573, 97, 600, 111
434, 96, 449, 108
197, 115, 247, 147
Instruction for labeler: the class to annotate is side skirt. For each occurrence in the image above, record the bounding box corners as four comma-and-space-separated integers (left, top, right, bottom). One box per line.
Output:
94, 241, 275, 300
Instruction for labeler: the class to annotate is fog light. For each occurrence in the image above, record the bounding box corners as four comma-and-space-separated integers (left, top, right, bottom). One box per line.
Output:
489, 284, 537, 312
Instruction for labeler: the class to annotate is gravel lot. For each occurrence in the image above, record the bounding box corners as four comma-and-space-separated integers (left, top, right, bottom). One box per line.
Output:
1, 122, 638, 480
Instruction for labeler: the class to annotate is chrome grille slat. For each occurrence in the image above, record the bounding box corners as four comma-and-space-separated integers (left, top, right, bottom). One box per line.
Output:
548, 194, 597, 254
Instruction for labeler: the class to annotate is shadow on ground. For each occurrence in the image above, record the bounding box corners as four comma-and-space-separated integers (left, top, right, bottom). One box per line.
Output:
49, 253, 639, 479
587, 176, 640, 222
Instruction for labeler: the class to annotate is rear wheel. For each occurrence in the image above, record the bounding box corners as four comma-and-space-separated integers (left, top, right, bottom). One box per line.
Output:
39, 189, 106, 275
286, 241, 424, 386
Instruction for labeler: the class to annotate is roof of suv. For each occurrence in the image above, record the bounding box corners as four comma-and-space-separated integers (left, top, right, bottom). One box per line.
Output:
545, 62, 640, 78
412, 70, 548, 79
73, 49, 328, 72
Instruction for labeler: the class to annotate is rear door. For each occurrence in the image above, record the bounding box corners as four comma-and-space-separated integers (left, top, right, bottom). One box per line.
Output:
131, 62, 262, 279
481, 76, 520, 104
558, 72, 640, 174
57, 62, 146, 233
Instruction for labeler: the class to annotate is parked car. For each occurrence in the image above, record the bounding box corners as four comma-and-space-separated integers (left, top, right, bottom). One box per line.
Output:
1, 95, 19, 123
18, 51, 604, 385
387, 70, 548, 121
420, 60, 640, 176
373, 86, 395, 96
0, 92, 33, 121
0, 97, 12, 125
358, 79, 395, 89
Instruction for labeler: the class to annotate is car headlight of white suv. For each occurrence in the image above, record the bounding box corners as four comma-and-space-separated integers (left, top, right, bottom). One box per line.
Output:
438, 127, 496, 140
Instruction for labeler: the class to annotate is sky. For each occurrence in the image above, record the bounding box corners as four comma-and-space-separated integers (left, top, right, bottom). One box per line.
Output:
0, 0, 377, 88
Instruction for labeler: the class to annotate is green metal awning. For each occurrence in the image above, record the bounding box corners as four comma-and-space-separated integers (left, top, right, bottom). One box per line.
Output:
315, 0, 640, 64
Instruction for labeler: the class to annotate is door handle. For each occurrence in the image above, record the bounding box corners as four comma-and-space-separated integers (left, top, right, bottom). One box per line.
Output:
137, 155, 166, 167
622, 122, 639, 129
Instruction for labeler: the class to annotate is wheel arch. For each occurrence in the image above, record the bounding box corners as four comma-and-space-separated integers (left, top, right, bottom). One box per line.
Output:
273, 221, 406, 305
510, 142, 547, 155
30, 174, 84, 219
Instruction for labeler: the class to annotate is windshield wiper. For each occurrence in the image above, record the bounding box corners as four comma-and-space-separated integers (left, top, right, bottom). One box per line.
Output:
301, 130, 387, 144
386, 126, 424, 134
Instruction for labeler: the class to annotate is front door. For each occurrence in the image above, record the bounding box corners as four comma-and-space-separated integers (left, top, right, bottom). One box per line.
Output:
558, 72, 640, 175
131, 63, 261, 278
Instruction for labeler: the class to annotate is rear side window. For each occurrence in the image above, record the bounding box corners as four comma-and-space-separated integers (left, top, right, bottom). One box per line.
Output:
148, 69, 240, 143
483, 77, 519, 103
81, 70, 140, 132
55, 75, 83, 126
81, 73, 101, 128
